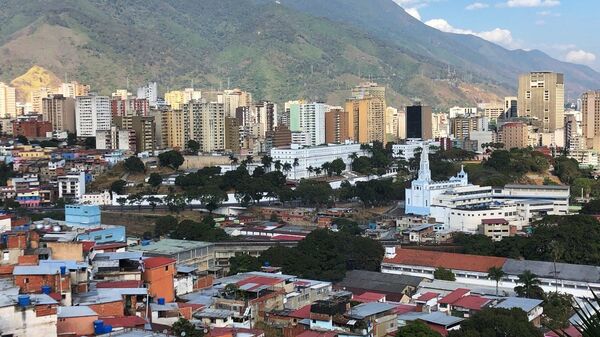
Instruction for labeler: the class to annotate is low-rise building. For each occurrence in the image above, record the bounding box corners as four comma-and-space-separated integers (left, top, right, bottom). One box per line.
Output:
0, 293, 58, 337
129, 239, 215, 272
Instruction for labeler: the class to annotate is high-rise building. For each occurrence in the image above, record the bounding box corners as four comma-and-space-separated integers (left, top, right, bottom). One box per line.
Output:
75, 95, 111, 137
406, 104, 433, 139
256, 101, 278, 138
504, 96, 518, 119
111, 97, 148, 118
500, 122, 530, 149
0, 83, 16, 119
271, 125, 292, 148
479, 102, 505, 121
96, 126, 136, 151
183, 101, 226, 152
517, 72, 565, 132
164, 88, 202, 110
225, 117, 240, 153
137, 82, 158, 106
385, 107, 399, 141
564, 112, 582, 153
325, 108, 351, 144
164, 110, 185, 149
289, 102, 326, 146
12, 115, 52, 138
111, 89, 133, 100
581, 91, 600, 150
59, 81, 90, 98
345, 83, 386, 144
431, 113, 449, 139
42, 94, 76, 133
351, 82, 386, 101
451, 117, 478, 141
31, 87, 52, 113
220, 89, 252, 118
131, 116, 156, 153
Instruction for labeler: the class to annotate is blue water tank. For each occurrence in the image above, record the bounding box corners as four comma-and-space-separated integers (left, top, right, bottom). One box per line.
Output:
17, 295, 31, 307
141, 240, 151, 246
41, 285, 52, 294
59, 266, 67, 275
157, 297, 165, 305
94, 320, 104, 335
103, 325, 113, 334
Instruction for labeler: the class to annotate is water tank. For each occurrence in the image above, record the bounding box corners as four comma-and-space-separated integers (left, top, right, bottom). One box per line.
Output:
103, 325, 113, 334
59, 266, 67, 276
41, 285, 51, 294
157, 298, 165, 305
141, 240, 151, 246
17, 295, 31, 307
52, 225, 61, 232
94, 320, 104, 335
36, 224, 44, 229
43, 224, 51, 230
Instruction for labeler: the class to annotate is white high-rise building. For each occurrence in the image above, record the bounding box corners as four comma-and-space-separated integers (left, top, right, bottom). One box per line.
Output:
137, 82, 158, 106
0, 82, 16, 119
75, 95, 111, 137
57, 171, 86, 201
289, 102, 326, 146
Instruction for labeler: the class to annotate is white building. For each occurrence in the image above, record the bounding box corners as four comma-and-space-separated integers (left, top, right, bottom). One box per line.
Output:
291, 132, 311, 147
289, 102, 327, 146
449, 106, 477, 118
75, 95, 111, 137
0, 293, 58, 337
137, 82, 158, 106
391, 139, 440, 161
405, 145, 469, 216
57, 171, 86, 201
96, 126, 135, 151
270, 142, 367, 179
493, 184, 570, 215
80, 190, 112, 206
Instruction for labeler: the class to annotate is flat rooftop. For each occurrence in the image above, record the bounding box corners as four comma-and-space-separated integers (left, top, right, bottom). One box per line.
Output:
128, 239, 213, 255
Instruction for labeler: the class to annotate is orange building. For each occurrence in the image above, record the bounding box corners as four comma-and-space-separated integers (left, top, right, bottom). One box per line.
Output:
142, 257, 177, 302
57, 306, 98, 336
325, 108, 351, 144
500, 122, 530, 149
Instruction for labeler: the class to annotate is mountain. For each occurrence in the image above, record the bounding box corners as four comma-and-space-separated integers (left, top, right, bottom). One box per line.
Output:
0, 0, 597, 108
10, 65, 61, 102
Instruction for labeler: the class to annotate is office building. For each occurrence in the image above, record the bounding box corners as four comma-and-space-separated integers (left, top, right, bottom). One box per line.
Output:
451, 117, 478, 140
220, 89, 253, 118
345, 97, 386, 144
448, 106, 477, 118
256, 101, 278, 138
505, 97, 518, 119
517, 72, 565, 132
164, 110, 185, 149
137, 82, 158, 106
289, 102, 326, 146
565, 112, 583, 153
351, 82, 385, 101
75, 95, 111, 137
581, 90, 600, 150
406, 104, 433, 139
59, 81, 90, 98
225, 117, 240, 153
479, 102, 505, 121
111, 97, 149, 118
385, 107, 400, 141
500, 122, 530, 149
184, 101, 226, 153
325, 107, 351, 144
42, 94, 76, 133
131, 116, 156, 152
164, 88, 202, 110
0, 82, 16, 118
271, 125, 292, 148
431, 113, 449, 139
31, 87, 52, 113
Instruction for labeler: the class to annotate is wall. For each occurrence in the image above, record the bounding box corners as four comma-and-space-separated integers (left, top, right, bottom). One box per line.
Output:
143, 263, 176, 302
46, 242, 84, 261
0, 305, 57, 337
88, 300, 124, 317
57, 315, 98, 336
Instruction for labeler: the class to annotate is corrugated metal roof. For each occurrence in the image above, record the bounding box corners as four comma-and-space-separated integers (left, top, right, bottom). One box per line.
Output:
503, 259, 600, 283
494, 297, 543, 313
419, 312, 464, 326
346, 302, 396, 319
58, 305, 98, 318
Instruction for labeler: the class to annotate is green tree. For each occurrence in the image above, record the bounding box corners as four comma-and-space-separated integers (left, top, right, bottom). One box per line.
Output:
147, 196, 162, 211
187, 139, 200, 153
199, 185, 228, 213
172, 318, 203, 337
543, 292, 574, 330
127, 193, 145, 211
487, 266, 506, 296
581, 199, 600, 215
164, 193, 186, 214
16, 135, 29, 145
433, 267, 456, 281
261, 155, 273, 171
116, 197, 127, 211
352, 156, 372, 175
330, 158, 346, 176
397, 321, 441, 337
110, 179, 127, 194
552, 292, 600, 337
228, 253, 261, 275
294, 179, 332, 207
67, 133, 77, 146
155, 215, 178, 237
148, 173, 163, 187
448, 308, 542, 337
514, 270, 544, 299
159, 150, 185, 170
84, 137, 96, 149
124, 156, 145, 173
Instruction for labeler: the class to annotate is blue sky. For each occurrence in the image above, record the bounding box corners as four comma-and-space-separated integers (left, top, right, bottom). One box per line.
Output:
393, 0, 600, 70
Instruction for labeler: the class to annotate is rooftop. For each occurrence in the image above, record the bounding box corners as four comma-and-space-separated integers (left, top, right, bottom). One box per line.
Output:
346, 302, 396, 319
58, 305, 98, 318
503, 259, 600, 283
493, 297, 543, 313
452, 295, 490, 310
438, 288, 470, 305
503, 184, 569, 191
129, 239, 213, 256
337, 270, 424, 293
383, 248, 507, 273
143, 257, 176, 269
418, 311, 464, 327
415, 292, 439, 302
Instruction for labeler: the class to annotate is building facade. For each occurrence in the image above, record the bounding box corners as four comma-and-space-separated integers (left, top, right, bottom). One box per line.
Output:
0, 82, 16, 119
406, 104, 433, 140
75, 95, 111, 137
517, 72, 565, 133
42, 94, 76, 133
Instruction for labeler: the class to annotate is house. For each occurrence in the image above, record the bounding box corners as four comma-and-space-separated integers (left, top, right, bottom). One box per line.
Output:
345, 302, 398, 337
13, 264, 72, 304
57, 305, 99, 336
493, 297, 544, 327
128, 239, 215, 272
418, 312, 463, 336
142, 257, 177, 302
352, 292, 386, 303
73, 287, 147, 317
413, 292, 439, 313
335, 270, 423, 302
0, 293, 58, 337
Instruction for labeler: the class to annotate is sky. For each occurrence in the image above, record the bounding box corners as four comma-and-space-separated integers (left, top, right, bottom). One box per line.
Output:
393, 0, 600, 70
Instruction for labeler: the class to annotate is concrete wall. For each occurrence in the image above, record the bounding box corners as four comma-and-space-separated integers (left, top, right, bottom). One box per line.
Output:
57, 315, 98, 336
47, 242, 84, 261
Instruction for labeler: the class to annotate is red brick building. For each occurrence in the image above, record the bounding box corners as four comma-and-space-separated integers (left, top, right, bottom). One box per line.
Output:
12, 116, 53, 138
142, 257, 177, 302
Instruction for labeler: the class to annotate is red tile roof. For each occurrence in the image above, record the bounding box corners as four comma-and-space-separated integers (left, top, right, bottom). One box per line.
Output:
177, 302, 205, 311
353, 292, 386, 303
49, 293, 62, 301
481, 218, 508, 225
101, 316, 147, 328
296, 331, 338, 337
452, 295, 490, 310
383, 248, 507, 273
393, 304, 417, 315
143, 257, 176, 269
96, 280, 142, 288
93, 242, 127, 251
415, 292, 439, 302
289, 304, 312, 319
545, 325, 582, 337
237, 276, 282, 288
439, 288, 470, 305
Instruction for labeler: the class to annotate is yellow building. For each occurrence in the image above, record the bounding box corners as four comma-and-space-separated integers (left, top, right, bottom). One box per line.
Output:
517, 72, 564, 133
165, 88, 202, 110
345, 97, 386, 144
163, 110, 185, 149
0, 82, 16, 118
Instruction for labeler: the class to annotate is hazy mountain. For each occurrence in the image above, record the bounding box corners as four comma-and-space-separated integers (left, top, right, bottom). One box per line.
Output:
0, 0, 596, 107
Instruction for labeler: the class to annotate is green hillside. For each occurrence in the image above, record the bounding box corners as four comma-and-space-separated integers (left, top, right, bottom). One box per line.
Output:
0, 0, 597, 107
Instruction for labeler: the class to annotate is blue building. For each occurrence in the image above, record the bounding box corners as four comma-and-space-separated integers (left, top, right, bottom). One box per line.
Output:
65, 205, 101, 226
76, 226, 126, 244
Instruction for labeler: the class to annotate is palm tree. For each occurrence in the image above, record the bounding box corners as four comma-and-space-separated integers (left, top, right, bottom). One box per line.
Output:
261, 155, 273, 172
307, 166, 314, 178
514, 270, 543, 299
315, 167, 322, 176
292, 158, 299, 180
549, 241, 564, 293
229, 154, 238, 170
282, 162, 292, 177
349, 152, 358, 168
487, 266, 506, 296
274, 160, 282, 172
245, 155, 254, 165
553, 291, 600, 337
321, 162, 331, 177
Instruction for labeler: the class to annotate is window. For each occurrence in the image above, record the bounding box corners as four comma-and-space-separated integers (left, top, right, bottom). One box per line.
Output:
24, 278, 29, 284
165, 266, 169, 271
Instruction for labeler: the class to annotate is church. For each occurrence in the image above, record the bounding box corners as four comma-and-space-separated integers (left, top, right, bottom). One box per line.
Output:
404, 145, 469, 216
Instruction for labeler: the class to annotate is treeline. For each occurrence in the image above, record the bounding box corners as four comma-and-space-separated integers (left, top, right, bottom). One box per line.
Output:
229, 229, 384, 281
153, 215, 228, 242
454, 215, 600, 265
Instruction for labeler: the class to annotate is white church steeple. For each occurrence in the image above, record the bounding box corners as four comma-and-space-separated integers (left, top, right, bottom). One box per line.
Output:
417, 145, 431, 182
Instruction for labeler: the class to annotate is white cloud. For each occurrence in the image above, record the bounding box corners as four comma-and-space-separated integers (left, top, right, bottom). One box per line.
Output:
466, 2, 489, 10
425, 19, 517, 49
504, 0, 560, 7
565, 50, 597, 65
405, 7, 422, 21
537, 10, 560, 16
